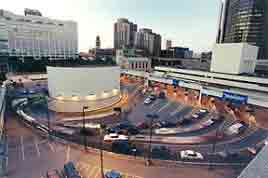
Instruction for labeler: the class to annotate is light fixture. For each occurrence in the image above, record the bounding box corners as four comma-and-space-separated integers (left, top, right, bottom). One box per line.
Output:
112, 89, 119, 95
86, 94, 96, 100
56, 95, 64, 100
102, 91, 109, 98
72, 95, 79, 101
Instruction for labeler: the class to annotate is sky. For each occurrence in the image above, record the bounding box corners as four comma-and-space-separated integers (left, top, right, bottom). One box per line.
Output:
1, 0, 221, 53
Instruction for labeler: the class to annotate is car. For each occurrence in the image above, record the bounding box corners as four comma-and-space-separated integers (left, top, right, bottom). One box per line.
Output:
29, 90, 36, 94
104, 133, 128, 142
155, 128, 176, 135
136, 122, 149, 130
177, 118, 192, 126
144, 98, 152, 105
199, 109, 208, 113
46, 169, 61, 178
202, 119, 214, 127
105, 170, 122, 178
180, 150, 204, 160
148, 94, 157, 100
191, 114, 201, 120
158, 121, 176, 128
158, 92, 166, 99
226, 123, 247, 135
63, 162, 81, 178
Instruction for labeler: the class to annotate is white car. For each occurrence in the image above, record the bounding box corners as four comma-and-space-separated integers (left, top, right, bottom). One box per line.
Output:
192, 114, 200, 119
199, 109, 208, 113
144, 98, 152, 105
180, 150, 204, 160
202, 119, 214, 127
155, 128, 176, 135
103, 133, 128, 142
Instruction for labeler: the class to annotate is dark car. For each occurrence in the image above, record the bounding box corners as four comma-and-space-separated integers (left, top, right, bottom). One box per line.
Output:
105, 170, 122, 178
137, 122, 149, 130
148, 94, 157, 100
158, 92, 166, 99
64, 162, 81, 178
177, 118, 192, 126
112, 140, 132, 154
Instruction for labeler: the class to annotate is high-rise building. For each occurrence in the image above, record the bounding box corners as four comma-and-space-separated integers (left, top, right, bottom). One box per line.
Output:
217, 0, 268, 59
96, 35, 101, 49
114, 18, 137, 49
0, 9, 78, 60
134, 28, 161, 56
166, 40, 172, 49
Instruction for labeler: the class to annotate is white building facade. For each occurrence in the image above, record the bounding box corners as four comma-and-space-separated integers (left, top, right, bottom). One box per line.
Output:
0, 9, 78, 59
211, 43, 258, 74
47, 66, 121, 112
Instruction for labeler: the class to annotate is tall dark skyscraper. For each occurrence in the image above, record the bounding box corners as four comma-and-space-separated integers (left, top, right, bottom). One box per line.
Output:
217, 0, 268, 59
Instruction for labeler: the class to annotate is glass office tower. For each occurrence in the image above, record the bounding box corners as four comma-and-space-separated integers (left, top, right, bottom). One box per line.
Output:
217, 0, 268, 59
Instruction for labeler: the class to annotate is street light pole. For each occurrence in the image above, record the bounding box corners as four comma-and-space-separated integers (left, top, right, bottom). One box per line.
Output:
82, 106, 88, 151
146, 113, 158, 166
44, 96, 51, 138
99, 120, 105, 178
210, 126, 219, 170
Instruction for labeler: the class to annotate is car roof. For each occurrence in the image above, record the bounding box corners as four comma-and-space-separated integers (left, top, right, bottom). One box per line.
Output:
109, 133, 118, 136
106, 170, 121, 177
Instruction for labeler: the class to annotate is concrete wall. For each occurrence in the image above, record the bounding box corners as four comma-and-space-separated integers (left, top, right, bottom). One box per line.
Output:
47, 66, 120, 100
211, 43, 258, 74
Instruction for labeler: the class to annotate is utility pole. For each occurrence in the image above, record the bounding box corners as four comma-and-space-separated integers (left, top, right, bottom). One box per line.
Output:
99, 120, 105, 178
145, 113, 158, 166
82, 106, 88, 151
45, 97, 51, 138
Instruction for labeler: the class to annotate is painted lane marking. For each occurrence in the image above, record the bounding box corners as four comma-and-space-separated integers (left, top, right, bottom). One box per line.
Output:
20, 136, 25, 161
65, 145, 70, 163
34, 138, 41, 157
157, 102, 171, 113
170, 105, 184, 116
93, 168, 101, 178
6, 142, 8, 170
48, 142, 55, 153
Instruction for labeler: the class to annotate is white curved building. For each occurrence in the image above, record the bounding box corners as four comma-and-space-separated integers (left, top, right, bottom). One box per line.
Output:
47, 66, 121, 113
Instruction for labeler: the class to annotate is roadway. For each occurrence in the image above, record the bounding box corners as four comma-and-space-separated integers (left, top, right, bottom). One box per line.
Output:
6, 110, 242, 178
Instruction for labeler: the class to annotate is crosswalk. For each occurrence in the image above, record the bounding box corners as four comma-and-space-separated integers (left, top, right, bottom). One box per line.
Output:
76, 161, 143, 178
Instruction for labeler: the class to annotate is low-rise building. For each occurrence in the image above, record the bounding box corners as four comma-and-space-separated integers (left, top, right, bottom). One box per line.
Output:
211, 43, 258, 74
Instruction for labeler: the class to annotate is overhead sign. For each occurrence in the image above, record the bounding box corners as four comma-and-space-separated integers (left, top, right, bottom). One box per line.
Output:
223, 91, 248, 104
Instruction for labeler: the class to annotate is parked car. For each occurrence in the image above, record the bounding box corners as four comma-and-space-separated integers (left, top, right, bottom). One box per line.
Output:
137, 122, 149, 130
202, 119, 214, 127
155, 128, 176, 135
226, 123, 247, 135
46, 169, 61, 178
158, 92, 166, 99
148, 94, 157, 100
144, 98, 152, 105
199, 109, 208, 113
105, 170, 122, 178
180, 150, 204, 160
104, 133, 128, 142
191, 114, 201, 120
63, 162, 81, 178
177, 118, 192, 126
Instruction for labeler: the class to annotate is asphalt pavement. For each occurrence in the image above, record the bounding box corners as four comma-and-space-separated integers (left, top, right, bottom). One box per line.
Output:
7, 113, 241, 178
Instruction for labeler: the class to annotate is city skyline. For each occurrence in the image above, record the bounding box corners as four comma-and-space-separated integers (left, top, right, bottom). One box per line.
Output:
1, 0, 220, 53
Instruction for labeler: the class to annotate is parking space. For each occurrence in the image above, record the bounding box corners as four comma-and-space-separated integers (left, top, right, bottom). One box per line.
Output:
76, 161, 143, 178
